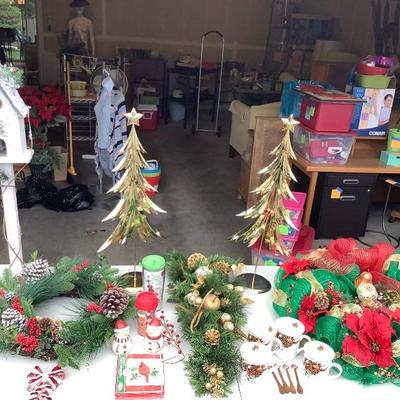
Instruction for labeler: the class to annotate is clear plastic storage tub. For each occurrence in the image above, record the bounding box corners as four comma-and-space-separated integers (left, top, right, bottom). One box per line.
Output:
293, 124, 355, 164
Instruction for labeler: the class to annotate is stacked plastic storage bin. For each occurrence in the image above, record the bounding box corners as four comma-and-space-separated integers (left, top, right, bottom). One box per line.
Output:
251, 192, 307, 265
293, 86, 363, 164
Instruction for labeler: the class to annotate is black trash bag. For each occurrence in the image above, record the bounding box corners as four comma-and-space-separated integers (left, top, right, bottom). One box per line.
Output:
17, 177, 94, 212
17, 176, 58, 208
42, 184, 94, 212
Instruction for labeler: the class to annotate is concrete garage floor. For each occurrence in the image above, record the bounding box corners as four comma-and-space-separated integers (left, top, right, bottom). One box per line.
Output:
0, 112, 399, 266
0, 113, 252, 265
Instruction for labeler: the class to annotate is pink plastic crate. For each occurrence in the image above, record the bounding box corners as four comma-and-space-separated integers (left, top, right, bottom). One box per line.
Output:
280, 221, 301, 240
283, 192, 307, 224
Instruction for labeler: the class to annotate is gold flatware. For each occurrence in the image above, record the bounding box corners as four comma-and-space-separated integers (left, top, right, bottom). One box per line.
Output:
292, 364, 303, 394
271, 370, 285, 395
278, 367, 290, 394
283, 365, 296, 394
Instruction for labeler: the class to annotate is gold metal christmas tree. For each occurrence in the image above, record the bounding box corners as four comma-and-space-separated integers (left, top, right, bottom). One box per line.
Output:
232, 115, 298, 256
98, 108, 166, 253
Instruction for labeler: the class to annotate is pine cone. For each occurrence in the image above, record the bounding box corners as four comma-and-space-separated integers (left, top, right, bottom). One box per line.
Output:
1, 308, 26, 330
4, 291, 14, 302
381, 290, 400, 306
204, 329, 220, 346
22, 258, 53, 282
315, 292, 330, 311
203, 364, 225, 397
187, 253, 208, 269
209, 261, 231, 274
99, 286, 129, 319
37, 317, 61, 332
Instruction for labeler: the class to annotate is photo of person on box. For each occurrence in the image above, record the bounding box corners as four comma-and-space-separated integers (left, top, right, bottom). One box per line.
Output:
379, 93, 393, 125
358, 89, 395, 129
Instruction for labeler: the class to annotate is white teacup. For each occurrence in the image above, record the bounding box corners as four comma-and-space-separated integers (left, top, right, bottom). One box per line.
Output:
247, 322, 282, 356
298, 340, 343, 379
274, 317, 311, 362
240, 341, 270, 382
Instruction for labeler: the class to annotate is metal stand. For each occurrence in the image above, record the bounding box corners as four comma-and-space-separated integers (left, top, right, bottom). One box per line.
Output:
193, 31, 224, 137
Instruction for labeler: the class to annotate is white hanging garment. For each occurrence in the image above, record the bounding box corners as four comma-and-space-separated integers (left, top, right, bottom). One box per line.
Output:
94, 76, 114, 149
94, 76, 128, 192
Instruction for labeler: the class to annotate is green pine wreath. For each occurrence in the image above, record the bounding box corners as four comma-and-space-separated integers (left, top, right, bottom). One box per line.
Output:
0, 256, 135, 369
272, 250, 400, 386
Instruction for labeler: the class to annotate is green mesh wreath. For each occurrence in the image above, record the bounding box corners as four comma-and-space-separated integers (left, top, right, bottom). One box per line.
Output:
272, 256, 400, 386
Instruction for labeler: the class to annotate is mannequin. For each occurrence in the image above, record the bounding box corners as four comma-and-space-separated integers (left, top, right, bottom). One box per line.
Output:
68, 0, 95, 56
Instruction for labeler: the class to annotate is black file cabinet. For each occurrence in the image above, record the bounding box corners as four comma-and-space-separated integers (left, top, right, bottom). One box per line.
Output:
311, 173, 377, 239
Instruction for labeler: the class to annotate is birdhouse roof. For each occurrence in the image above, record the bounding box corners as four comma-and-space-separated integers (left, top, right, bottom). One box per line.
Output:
0, 75, 29, 118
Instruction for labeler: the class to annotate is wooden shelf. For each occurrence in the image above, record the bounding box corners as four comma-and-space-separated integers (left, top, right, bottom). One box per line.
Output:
355, 136, 387, 141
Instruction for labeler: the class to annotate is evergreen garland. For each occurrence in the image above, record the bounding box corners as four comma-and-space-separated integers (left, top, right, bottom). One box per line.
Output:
0, 256, 136, 369
166, 251, 248, 398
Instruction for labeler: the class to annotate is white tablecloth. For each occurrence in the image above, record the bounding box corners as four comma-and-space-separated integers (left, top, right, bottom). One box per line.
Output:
0, 266, 398, 400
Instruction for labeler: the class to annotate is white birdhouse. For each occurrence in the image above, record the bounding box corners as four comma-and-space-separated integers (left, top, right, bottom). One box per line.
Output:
0, 72, 33, 164
0, 67, 33, 273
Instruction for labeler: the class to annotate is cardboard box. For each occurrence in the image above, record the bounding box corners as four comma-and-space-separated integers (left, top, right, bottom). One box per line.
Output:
350, 77, 396, 137
51, 146, 68, 181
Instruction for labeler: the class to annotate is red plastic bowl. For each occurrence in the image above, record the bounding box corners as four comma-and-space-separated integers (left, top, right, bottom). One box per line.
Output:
356, 63, 389, 76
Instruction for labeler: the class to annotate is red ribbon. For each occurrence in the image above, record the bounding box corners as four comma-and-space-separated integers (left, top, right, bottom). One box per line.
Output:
27, 365, 65, 400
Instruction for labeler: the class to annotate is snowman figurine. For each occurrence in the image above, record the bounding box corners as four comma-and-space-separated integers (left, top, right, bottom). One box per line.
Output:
112, 320, 133, 355
144, 317, 164, 353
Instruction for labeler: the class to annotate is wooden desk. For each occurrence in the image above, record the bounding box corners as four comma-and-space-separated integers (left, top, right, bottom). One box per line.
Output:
293, 153, 400, 225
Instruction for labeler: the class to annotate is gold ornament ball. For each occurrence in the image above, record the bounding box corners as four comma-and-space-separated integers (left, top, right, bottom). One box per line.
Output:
205, 382, 212, 390
234, 286, 244, 293
226, 284, 234, 290
223, 321, 235, 331
220, 313, 232, 323
195, 297, 203, 306
216, 370, 224, 379
210, 367, 217, 376
203, 294, 221, 311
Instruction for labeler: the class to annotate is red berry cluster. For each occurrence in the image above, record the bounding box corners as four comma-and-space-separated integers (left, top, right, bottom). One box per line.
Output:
26, 318, 41, 337
11, 296, 24, 314
160, 311, 183, 355
0, 289, 5, 297
86, 303, 103, 314
73, 259, 91, 272
326, 282, 342, 306
16, 333, 39, 353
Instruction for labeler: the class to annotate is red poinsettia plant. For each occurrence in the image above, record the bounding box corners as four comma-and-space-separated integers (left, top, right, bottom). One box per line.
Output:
281, 257, 312, 278
19, 85, 70, 172
298, 282, 344, 334
343, 307, 400, 368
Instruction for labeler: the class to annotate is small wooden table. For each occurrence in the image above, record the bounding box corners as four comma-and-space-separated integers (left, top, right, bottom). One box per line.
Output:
293, 152, 400, 225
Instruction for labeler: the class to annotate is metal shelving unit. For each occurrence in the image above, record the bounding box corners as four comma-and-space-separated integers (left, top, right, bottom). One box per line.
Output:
69, 97, 96, 145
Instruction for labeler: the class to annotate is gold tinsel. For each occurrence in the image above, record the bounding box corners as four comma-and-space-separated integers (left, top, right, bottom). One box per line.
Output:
203, 363, 225, 397
232, 116, 298, 256
98, 108, 166, 252
204, 329, 221, 346
187, 253, 208, 269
